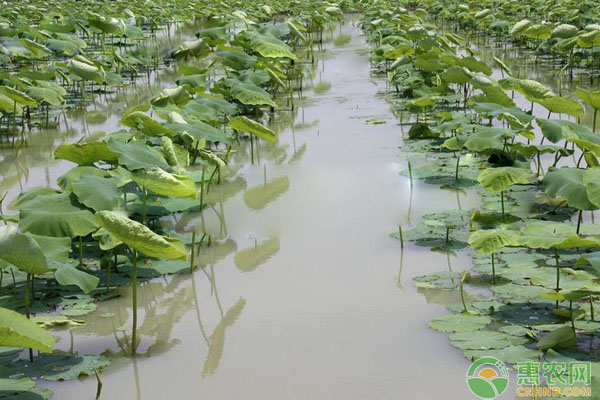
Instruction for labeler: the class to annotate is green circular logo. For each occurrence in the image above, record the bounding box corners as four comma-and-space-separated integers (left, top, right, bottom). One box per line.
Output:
466, 357, 510, 399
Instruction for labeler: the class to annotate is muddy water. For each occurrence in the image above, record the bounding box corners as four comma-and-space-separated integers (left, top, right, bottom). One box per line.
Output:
40, 17, 486, 399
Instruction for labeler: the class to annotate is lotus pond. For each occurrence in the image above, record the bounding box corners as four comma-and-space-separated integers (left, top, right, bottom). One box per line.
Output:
4, 1, 600, 399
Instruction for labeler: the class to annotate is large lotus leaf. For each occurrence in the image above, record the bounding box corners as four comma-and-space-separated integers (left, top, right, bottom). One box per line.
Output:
203, 298, 245, 376
54, 142, 118, 165
577, 30, 600, 48
234, 238, 280, 272
429, 314, 491, 332
52, 261, 99, 293
584, 167, 600, 208
27, 233, 71, 263
243, 177, 289, 210
95, 211, 186, 260
543, 167, 597, 210
465, 345, 542, 364
67, 56, 104, 84
456, 56, 491, 75
106, 138, 170, 171
152, 86, 191, 107
131, 167, 197, 199
0, 226, 49, 274
537, 326, 576, 351
228, 116, 277, 142
472, 103, 533, 124
510, 19, 532, 36
18, 38, 52, 58
575, 251, 600, 270
88, 15, 125, 35
121, 111, 176, 137
517, 223, 600, 249
551, 24, 579, 39
0, 93, 23, 114
478, 167, 536, 192
511, 143, 571, 158
171, 38, 210, 58
25, 86, 63, 106
450, 330, 529, 350
46, 38, 82, 56
3, 354, 109, 381
0, 377, 53, 399
166, 120, 231, 145
228, 79, 277, 108
535, 96, 584, 117
444, 127, 515, 153
246, 31, 297, 60
19, 192, 98, 238
9, 187, 60, 210
499, 77, 552, 100
214, 49, 256, 70
535, 118, 595, 145
57, 166, 112, 190
72, 175, 122, 211
524, 24, 551, 40
0, 86, 37, 107
576, 88, 600, 110
440, 66, 472, 84
0, 307, 55, 353
469, 229, 520, 254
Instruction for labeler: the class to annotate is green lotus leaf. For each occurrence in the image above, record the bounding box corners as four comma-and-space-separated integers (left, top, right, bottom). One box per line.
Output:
67, 56, 105, 84
429, 314, 491, 332
72, 175, 122, 211
19, 192, 98, 238
478, 167, 536, 192
456, 56, 491, 75
229, 115, 277, 142
517, 223, 600, 249
499, 77, 552, 100
537, 326, 576, 351
52, 262, 99, 294
166, 120, 231, 145
523, 24, 551, 40
509, 19, 532, 36
576, 88, 600, 110
121, 111, 176, 137
551, 24, 579, 39
106, 138, 171, 171
577, 30, 600, 48
583, 167, 600, 208
3, 354, 108, 381
227, 79, 277, 108
131, 167, 197, 199
450, 330, 529, 350
465, 345, 542, 364
0, 306, 55, 353
54, 142, 119, 165
25, 86, 63, 106
26, 233, 71, 263
57, 166, 112, 190
95, 211, 186, 260
0, 226, 50, 275
172, 38, 210, 58
535, 96, 584, 117
0, 86, 38, 107
18, 38, 52, 58
468, 229, 520, 254
543, 167, 597, 210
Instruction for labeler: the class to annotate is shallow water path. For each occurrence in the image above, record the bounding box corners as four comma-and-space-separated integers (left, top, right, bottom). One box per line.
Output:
45, 17, 481, 399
